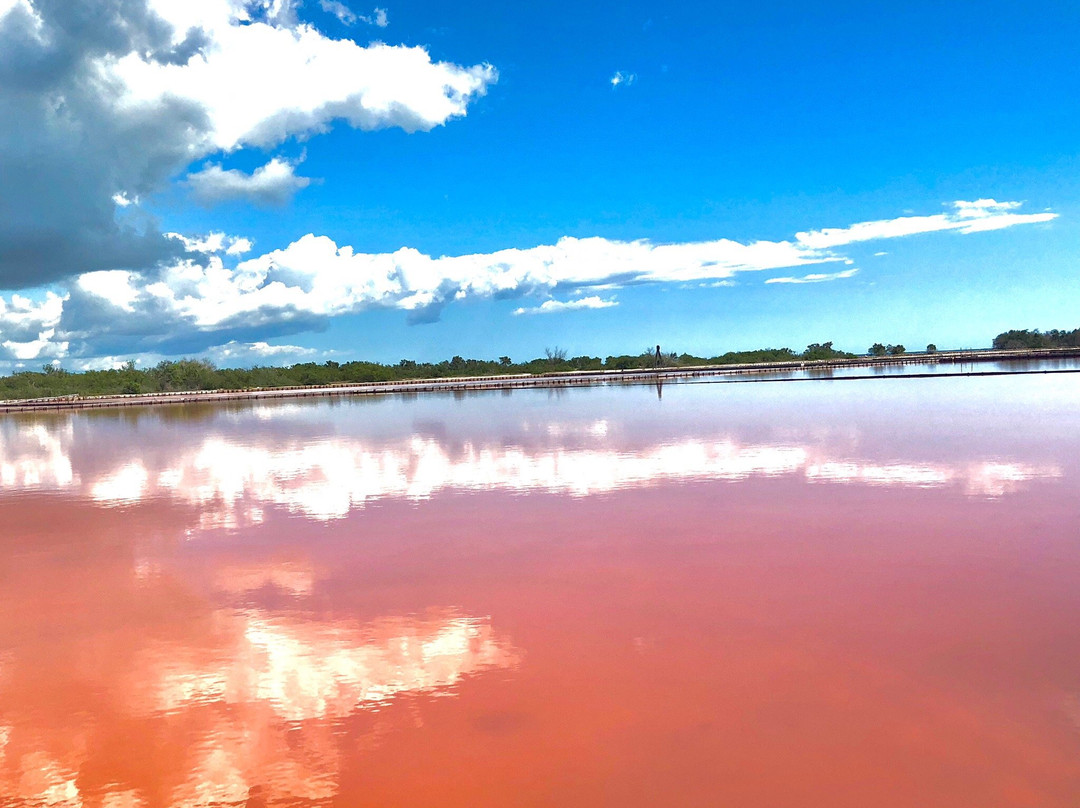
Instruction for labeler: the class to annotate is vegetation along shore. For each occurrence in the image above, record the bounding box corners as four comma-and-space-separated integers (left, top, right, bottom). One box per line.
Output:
1, 329, 1077, 408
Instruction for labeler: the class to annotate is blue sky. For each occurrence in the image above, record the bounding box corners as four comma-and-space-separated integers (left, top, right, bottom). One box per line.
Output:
0, 0, 1077, 369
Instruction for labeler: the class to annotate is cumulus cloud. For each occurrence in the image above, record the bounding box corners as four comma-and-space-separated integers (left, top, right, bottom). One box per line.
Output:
0, 0, 494, 288
0, 293, 66, 362
114, 6, 495, 151
187, 157, 312, 205
207, 340, 319, 365
610, 70, 636, 88
513, 296, 618, 315
0, 199, 1058, 362
765, 268, 860, 285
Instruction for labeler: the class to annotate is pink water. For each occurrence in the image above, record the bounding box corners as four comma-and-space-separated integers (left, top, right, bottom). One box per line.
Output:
1, 373, 1079, 806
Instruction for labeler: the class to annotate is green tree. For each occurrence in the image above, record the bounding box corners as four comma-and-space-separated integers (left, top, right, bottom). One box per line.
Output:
802, 342, 854, 361
926, 343, 937, 353
992, 328, 1080, 350
869, 343, 887, 356
887, 344, 906, 355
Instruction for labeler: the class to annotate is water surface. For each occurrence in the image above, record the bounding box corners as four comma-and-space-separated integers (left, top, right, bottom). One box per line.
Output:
1, 370, 1079, 806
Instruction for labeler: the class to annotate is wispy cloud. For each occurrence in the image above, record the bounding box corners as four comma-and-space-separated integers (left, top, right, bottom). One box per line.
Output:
319, 0, 358, 24
765, 268, 860, 285
363, 7, 389, 27
513, 297, 619, 316
322, 3, 388, 27
317, 0, 356, 23
610, 71, 636, 88
795, 199, 1055, 250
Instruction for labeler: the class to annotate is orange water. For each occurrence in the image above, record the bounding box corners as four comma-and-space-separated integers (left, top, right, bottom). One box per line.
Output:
1, 374, 1078, 806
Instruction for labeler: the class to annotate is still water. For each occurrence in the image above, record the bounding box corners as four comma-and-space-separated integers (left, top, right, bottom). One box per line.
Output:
1, 370, 1079, 806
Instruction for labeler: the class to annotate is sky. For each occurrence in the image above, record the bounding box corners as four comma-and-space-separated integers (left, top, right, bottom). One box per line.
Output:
0, 0, 1077, 371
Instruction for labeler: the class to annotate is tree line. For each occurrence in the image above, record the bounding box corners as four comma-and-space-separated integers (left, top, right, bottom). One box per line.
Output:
0, 343, 856, 401
991, 328, 1080, 350
1, 331, 1072, 401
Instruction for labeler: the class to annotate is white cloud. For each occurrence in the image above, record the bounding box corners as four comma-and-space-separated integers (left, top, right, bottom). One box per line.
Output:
319, 0, 356, 24
0, 292, 66, 361
187, 158, 312, 205
68, 356, 138, 372
795, 199, 1055, 250
366, 7, 389, 27
610, 71, 636, 88
208, 340, 319, 364
72, 230, 826, 338
0, 199, 1058, 360
2, 329, 68, 361
0, 0, 494, 287
166, 232, 254, 255
513, 296, 619, 315
226, 237, 254, 255
952, 199, 1022, 218
319, 2, 388, 27
116, 3, 496, 151
77, 271, 141, 312
765, 268, 860, 285
0, 0, 31, 21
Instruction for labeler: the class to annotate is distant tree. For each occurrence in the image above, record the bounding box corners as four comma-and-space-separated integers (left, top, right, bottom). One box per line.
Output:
0, 340, 964, 403
604, 354, 638, 370
120, 359, 141, 394
926, 343, 937, 353
569, 355, 603, 370
869, 343, 887, 356
802, 342, 854, 361
712, 348, 798, 365
992, 328, 1080, 350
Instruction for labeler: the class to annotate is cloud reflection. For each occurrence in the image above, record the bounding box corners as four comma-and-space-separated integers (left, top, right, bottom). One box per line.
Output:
805, 459, 1059, 497
86, 436, 1063, 521
0, 416, 1064, 525
0, 606, 518, 807
144, 611, 517, 721
0, 422, 74, 490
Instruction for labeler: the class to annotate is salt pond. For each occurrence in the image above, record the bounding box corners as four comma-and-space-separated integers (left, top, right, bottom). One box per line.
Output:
1, 367, 1079, 806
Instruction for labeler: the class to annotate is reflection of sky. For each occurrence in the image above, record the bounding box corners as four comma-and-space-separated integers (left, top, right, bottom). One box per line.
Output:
1, 375, 1079, 806
144, 610, 517, 807
143, 612, 516, 722
85, 437, 1060, 524
0, 380, 1071, 524
0, 556, 518, 807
